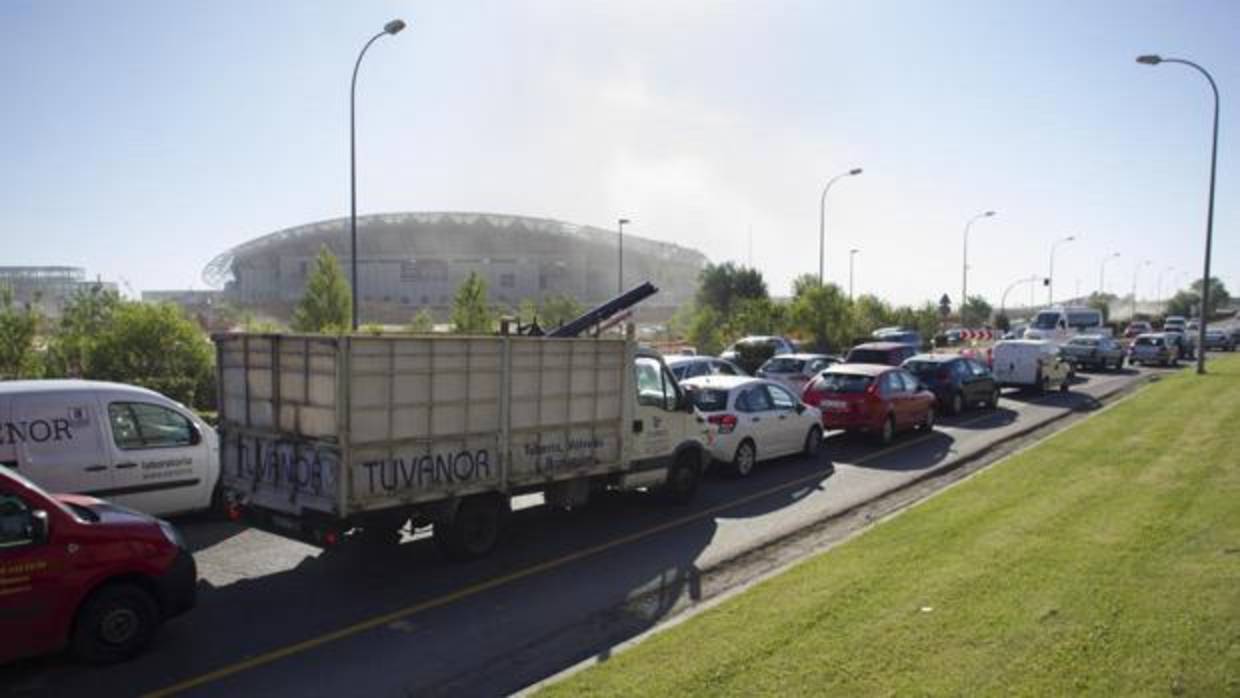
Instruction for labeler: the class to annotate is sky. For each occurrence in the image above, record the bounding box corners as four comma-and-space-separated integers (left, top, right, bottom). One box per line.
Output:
2, 0, 1238, 308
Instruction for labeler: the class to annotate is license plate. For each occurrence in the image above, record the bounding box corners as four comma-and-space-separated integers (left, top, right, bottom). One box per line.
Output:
269, 514, 300, 532
823, 400, 847, 409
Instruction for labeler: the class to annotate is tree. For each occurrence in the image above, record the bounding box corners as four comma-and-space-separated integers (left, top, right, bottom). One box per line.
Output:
960, 295, 993, 327
539, 294, 584, 328
452, 272, 493, 334
291, 246, 351, 333
852, 294, 894, 336
0, 288, 43, 379
43, 285, 123, 377
791, 273, 822, 299
727, 297, 788, 338
1085, 292, 1115, 325
409, 308, 435, 333
1166, 278, 1232, 319
87, 302, 215, 408
696, 263, 768, 315
687, 306, 726, 356
938, 294, 953, 320
789, 283, 851, 352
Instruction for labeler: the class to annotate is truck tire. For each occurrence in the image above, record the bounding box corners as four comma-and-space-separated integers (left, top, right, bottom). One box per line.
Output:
434, 494, 510, 561
662, 451, 701, 505
71, 583, 160, 664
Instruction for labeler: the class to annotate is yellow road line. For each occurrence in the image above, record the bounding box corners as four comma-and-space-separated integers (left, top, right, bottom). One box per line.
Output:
143, 388, 1090, 697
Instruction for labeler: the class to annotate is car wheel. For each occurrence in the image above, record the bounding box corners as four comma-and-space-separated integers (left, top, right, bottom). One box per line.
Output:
950, 391, 964, 415
72, 584, 160, 664
731, 439, 757, 477
803, 426, 823, 458
987, 387, 1000, 409
875, 415, 895, 445
922, 406, 936, 431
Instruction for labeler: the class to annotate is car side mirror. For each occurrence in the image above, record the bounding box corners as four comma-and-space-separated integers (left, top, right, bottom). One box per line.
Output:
679, 393, 695, 413
29, 510, 50, 545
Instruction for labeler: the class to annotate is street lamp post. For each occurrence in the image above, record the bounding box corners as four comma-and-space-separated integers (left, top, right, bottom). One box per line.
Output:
1132, 259, 1152, 319
818, 167, 862, 286
1099, 252, 1120, 296
1048, 235, 1076, 305
1000, 274, 1040, 320
1137, 54, 1220, 374
848, 248, 860, 301
350, 18, 406, 331
961, 210, 996, 320
617, 218, 630, 295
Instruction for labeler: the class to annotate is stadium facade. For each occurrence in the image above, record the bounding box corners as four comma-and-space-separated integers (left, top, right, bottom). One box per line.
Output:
204, 212, 708, 321
0, 266, 118, 318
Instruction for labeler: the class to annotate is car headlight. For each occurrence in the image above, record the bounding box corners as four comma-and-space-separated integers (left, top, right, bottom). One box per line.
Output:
158, 519, 186, 549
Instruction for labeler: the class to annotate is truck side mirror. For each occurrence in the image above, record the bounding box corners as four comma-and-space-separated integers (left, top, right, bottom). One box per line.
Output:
29, 510, 49, 545
189, 425, 203, 446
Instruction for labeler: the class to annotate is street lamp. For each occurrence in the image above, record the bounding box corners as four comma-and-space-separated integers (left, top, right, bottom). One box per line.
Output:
1137, 53, 1220, 374
1048, 235, 1076, 305
1000, 274, 1040, 320
1131, 259, 1152, 319
1099, 252, 1120, 296
848, 248, 860, 301
961, 210, 996, 319
818, 167, 862, 286
349, 18, 406, 330
617, 218, 630, 294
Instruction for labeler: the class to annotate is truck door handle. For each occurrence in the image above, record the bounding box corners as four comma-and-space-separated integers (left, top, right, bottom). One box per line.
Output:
632, 420, 643, 434
115, 462, 138, 470
85, 465, 108, 472
778, 414, 787, 420
752, 417, 760, 422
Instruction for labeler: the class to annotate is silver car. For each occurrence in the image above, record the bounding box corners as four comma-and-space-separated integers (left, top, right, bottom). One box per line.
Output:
756, 353, 840, 395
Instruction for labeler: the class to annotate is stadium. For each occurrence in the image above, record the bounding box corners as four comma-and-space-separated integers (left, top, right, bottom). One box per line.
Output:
204, 212, 708, 324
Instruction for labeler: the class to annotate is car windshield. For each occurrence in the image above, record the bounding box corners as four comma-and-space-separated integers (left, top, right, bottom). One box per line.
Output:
817, 372, 874, 393
845, 349, 891, 364
1031, 311, 1060, 329
686, 388, 730, 412
1135, 337, 1160, 347
761, 358, 805, 373
903, 360, 944, 376
1068, 337, 1098, 346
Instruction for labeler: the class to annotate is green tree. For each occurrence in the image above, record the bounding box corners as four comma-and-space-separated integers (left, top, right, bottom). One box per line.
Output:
789, 283, 852, 352
539, 294, 584, 328
960, 295, 993, 327
726, 297, 789, 338
851, 294, 894, 336
409, 308, 435, 333
791, 273, 821, 299
87, 302, 215, 408
1086, 292, 1115, 325
687, 306, 726, 356
938, 294, 953, 320
452, 272, 494, 334
696, 263, 768, 315
1189, 277, 1231, 317
0, 288, 43, 379
45, 285, 122, 377
291, 246, 351, 333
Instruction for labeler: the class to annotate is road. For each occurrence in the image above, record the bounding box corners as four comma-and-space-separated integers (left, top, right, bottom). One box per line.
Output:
0, 360, 1207, 697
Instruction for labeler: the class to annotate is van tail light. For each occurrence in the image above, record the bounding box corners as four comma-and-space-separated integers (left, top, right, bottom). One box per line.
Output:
707, 413, 738, 434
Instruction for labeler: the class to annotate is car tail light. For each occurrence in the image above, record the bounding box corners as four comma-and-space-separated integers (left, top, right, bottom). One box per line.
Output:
802, 382, 823, 405
226, 502, 243, 522
322, 529, 340, 546
708, 413, 738, 434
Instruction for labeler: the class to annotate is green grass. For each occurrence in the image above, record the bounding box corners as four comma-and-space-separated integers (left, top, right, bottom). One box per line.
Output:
543, 356, 1240, 697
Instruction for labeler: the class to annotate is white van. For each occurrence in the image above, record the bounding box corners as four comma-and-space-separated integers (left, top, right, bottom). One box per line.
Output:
992, 340, 1072, 393
0, 380, 219, 517
1023, 306, 1107, 343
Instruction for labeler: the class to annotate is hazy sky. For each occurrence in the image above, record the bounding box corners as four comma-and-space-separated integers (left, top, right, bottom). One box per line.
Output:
3, 1, 1237, 307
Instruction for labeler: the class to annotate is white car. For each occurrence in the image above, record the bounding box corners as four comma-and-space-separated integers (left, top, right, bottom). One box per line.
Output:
756, 354, 839, 394
0, 380, 220, 517
681, 375, 823, 477
991, 340, 1072, 393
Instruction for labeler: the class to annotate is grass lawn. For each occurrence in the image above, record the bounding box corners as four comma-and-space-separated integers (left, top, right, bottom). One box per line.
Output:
543, 356, 1240, 696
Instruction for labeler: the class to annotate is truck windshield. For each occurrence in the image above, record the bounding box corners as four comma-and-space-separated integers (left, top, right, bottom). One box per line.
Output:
1032, 312, 1060, 329
1067, 312, 1101, 329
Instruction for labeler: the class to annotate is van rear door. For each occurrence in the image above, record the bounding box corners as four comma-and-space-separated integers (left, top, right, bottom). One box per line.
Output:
9, 395, 112, 497
99, 398, 210, 516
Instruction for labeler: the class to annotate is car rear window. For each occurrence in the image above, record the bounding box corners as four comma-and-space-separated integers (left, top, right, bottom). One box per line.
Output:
686, 388, 730, 412
903, 360, 943, 376
1135, 337, 1160, 347
762, 358, 805, 373
845, 349, 892, 365
816, 373, 874, 394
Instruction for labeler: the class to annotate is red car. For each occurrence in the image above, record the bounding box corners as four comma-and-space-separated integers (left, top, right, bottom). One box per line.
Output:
0, 465, 195, 665
801, 364, 936, 444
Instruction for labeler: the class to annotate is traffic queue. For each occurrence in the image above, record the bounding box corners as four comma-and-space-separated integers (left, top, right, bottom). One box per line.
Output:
0, 304, 1228, 667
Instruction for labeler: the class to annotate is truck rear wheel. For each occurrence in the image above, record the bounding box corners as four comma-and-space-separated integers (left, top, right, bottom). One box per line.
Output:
663, 451, 701, 505
434, 494, 510, 561
71, 583, 160, 664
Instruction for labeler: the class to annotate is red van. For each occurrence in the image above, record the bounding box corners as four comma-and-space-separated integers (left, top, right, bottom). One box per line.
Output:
0, 465, 195, 664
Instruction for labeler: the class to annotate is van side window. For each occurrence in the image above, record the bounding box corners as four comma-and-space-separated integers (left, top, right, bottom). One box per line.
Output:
108, 403, 194, 450
0, 492, 36, 548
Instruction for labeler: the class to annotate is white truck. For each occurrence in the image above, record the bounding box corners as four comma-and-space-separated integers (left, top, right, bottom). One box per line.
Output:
1022, 306, 1108, 343
214, 330, 708, 559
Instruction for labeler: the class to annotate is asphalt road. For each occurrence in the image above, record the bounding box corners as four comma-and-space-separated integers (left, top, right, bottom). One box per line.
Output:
0, 359, 1212, 698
